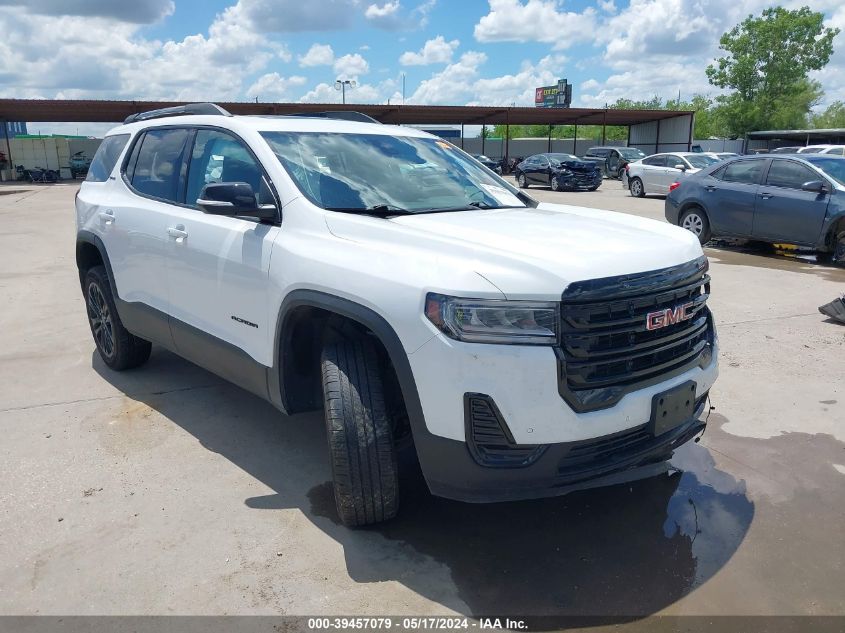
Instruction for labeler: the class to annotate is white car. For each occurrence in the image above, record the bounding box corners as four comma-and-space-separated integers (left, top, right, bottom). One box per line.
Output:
797, 145, 845, 155
76, 103, 718, 526
624, 152, 722, 197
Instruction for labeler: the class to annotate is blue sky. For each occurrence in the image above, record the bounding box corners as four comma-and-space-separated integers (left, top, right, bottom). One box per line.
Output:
0, 0, 843, 135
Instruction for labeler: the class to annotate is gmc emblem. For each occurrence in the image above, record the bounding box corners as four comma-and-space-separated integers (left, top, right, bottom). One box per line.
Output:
646, 303, 695, 331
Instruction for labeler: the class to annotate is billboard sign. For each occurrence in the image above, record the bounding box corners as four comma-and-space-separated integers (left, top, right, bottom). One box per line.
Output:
534, 79, 572, 108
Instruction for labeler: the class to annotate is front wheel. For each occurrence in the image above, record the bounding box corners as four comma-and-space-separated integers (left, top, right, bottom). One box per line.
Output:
550, 175, 560, 191
517, 172, 528, 188
321, 338, 399, 527
679, 207, 712, 245
833, 230, 845, 267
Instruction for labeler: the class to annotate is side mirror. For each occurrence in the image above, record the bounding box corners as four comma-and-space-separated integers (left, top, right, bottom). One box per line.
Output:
674, 164, 687, 171
801, 180, 827, 194
197, 182, 276, 219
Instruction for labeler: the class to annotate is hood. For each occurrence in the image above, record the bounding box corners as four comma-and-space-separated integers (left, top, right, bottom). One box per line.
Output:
324, 203, 703, 298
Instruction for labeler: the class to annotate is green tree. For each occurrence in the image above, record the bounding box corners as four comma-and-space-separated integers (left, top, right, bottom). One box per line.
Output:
811, 101, 845, 128
706, 6, 839, 135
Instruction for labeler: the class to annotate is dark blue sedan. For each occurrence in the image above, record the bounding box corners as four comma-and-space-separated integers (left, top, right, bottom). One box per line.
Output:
665, 154, 845, 265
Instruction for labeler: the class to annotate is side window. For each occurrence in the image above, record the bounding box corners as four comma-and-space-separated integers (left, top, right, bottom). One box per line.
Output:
710, 165, 727, 180
85, 134, 130, 182
765, 160, 819, 189
722, 160, 764, 185
185, 130, 269, 208
130, 128, 191, 202
593, 149, 609, 157
829, 147, 845, 156
123, 132, 144, 183
666, 155, 685, 169
643, 155, 666, 167
537, 155, 550, 167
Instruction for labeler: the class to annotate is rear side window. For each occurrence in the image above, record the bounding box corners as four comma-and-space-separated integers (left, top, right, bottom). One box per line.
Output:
766, 160, 818, 189
722, 160, 764, 184
130, 128, 191, 203
643, 155, 666, 167
590, 148, 609, 157
85, 134, 129, 182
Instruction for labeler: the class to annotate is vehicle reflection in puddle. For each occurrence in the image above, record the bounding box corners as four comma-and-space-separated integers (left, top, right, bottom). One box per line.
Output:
308, 438, 754, 618
705, 239, 845, 280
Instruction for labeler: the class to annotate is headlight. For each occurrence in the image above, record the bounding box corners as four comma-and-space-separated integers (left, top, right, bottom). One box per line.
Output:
425, 293, 558, 345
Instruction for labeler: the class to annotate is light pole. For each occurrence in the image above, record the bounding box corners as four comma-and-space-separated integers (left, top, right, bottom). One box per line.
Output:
335, 79, 356, 104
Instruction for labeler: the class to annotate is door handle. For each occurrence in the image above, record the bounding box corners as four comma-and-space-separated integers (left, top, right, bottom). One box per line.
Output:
98, 210, 114, 224
167, 226, 188, 241
759, 192, 772, 200
704, 185, 717, 192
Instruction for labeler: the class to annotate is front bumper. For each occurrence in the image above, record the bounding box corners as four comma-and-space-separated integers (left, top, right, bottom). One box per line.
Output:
417, 398, 707, 503
557, 171, 602, 190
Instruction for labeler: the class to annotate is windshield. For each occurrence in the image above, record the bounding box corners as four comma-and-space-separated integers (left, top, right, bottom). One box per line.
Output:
619, 148, 646, 159
547, 153, 579, 165
805, 157, 845, 186
261, 132, 527, 214
686, 154, 721, 168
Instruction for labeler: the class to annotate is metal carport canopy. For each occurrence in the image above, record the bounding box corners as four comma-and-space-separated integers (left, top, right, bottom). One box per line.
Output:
0, 99, 693, 126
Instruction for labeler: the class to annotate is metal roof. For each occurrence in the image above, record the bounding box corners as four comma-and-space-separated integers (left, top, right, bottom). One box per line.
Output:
747, 128, 845, 139
0, 99, 694, 127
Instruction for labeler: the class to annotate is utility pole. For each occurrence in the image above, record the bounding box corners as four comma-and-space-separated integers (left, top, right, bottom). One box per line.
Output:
402, 73, 406, 105
335, 79, 356, 104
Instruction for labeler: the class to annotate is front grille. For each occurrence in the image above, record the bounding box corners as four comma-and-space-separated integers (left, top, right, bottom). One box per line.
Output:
557, 257, 713, 412
465, 394, 546, 468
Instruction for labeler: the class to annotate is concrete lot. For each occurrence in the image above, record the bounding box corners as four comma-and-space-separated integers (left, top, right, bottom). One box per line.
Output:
1, 181, 844, 622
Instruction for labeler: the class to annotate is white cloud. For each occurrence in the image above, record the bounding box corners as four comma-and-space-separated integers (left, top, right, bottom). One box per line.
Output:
474, 0, 597, 49
298, 43, 335, 67
399, 35, 459, 66
409, 51, 487, 104
333, 53, 370, 79
298, 78, 393, 104
597, 0, 616, 13
246, 73, 307, 101
364, 2, 403, 29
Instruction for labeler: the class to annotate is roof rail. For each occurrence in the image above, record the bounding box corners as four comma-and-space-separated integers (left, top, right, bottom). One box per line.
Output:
285, 111, 381, 124
124, 102, 232, 124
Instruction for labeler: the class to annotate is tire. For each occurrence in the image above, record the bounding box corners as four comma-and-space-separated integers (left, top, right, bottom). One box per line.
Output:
833, 230, 845, 267
517, 172, 528, 188
321, 338, 399, 527
629, 177, 645, 198
679, 207, 712, 245
84, 266, 151, 371
550, 175, 560, 191
617, 166, 626, 180
587, 184, 599, 191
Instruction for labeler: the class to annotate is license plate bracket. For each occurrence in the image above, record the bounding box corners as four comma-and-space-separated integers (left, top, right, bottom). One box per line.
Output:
650, 381, 697, 436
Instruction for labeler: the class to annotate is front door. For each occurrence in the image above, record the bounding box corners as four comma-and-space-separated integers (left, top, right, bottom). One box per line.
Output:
753, 159, 831, 245
165, 128, 281, 368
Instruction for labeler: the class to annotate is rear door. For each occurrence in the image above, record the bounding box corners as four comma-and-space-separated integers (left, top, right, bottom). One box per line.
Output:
165, 127, 281, 368
752, 159, 831, 244
639, 155, 667, 193
110, 127, 191, 317
703, 159, 766, 236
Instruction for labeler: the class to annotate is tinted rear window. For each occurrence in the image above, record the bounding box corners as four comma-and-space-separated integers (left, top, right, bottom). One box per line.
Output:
130, 128, 191, 203
85, 134, 129, 182
722, 160, 764, 184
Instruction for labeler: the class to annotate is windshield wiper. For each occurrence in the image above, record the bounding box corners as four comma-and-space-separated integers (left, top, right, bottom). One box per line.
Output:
325, 204, 413, 217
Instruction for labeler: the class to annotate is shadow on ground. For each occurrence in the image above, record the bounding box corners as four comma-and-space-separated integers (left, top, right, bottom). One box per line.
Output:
93, 349, 758, 620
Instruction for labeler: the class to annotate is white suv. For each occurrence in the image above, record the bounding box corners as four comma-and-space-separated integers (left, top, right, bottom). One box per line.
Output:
76, 103, 718, 526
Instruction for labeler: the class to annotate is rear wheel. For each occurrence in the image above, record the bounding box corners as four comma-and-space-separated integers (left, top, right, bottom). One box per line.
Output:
629, 177, 645, 198
84, 266, 151, 370
680, 207, 712, 245
321, 338, 399, 527
517, 172, 528, 188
